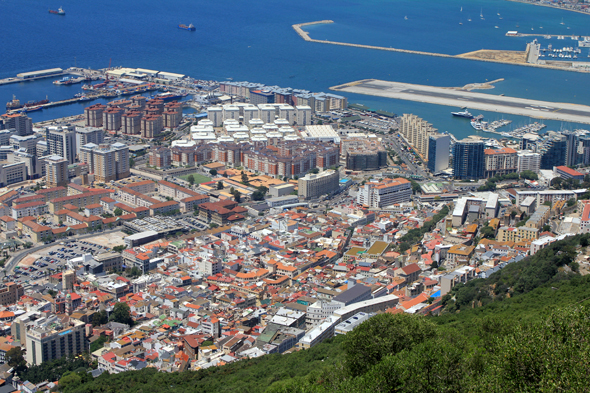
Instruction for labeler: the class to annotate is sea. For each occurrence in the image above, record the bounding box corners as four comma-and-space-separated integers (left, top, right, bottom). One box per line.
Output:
1, 0, 590, 139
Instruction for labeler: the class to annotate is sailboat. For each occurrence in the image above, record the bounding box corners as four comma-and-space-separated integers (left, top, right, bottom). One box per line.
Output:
560, 18, 564, 25
480, 8, 484, 20
460, 6, 463, 12
468, 16, 472, 22
404, 15, 408, 20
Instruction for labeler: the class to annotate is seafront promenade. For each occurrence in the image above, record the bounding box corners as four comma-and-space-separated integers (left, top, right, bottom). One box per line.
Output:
292, 21, 590, 73
331, 79, 590, 125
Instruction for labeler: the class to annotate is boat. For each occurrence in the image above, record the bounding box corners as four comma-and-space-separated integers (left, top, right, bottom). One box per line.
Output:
54, 76, 73, 85
404, 16, 408, 20
468, 17, 472, 22
495, 26, 499, 29
560, 18, 564, 25
178, 24, 196, 31
23, 106, 42, 112
155, 92, 183, 101
6, 95, 22, 110
471, 120, 483, 130
480, 8, 484, 19
452, 108, 473, 118
78, 95, 92, 101
49, 6, 65, 15
460, 6, 462, 12
23, 97, 49, 107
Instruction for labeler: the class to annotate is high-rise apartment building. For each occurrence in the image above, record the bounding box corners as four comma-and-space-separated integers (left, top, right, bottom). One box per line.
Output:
427, 134, 450, 173
540, 135, 567, 170
46, 125, 76, 164
400, 114, 438, 158
453, 139, 485, 180
75, 126, 104, 152
1, 113, 33, 136
298, 170, 339, 200
45, 155, 69, 188
81, 142, 130, 183
517, 151, 541, 173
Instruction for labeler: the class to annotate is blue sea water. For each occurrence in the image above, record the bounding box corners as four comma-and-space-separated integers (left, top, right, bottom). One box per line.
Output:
1, 0, 590, 139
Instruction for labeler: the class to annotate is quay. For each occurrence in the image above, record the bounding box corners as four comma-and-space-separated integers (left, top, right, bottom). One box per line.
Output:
331, 79, 590, 125
506, 31, 590, 40
292, 20, 590, 73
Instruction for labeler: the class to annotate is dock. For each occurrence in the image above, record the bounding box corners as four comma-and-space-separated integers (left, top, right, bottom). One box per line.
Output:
292, 20, 590, 73
331, 79, 590, 125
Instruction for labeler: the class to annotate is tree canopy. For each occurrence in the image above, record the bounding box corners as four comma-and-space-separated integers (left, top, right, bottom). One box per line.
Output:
110, 302, 134, 326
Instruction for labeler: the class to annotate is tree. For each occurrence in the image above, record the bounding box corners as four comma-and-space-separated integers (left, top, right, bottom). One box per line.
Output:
343, 313, 437, 377
567, 198, 576, 207
310, 168, 319, 174
110, 302, 134, 326
112, 245, 126, 253
90, 335, 108, 353
129, 157, 135, 168
252, 190, 265, 201
520, 170, 539, 181
187, 174, 195, 185
114, 207, 123, 216
92, 310, 108, 327
210, 169, 217, 176
6, 347, 27, 374
241, 173, 249, 184
217, 181, 224, 190
233, 190, 242, 203
542, 224, 551, 232
480, 226, 496, 239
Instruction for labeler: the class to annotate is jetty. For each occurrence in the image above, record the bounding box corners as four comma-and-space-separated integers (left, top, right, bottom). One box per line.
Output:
331, 79, 590, 125
292, 21, 590, 73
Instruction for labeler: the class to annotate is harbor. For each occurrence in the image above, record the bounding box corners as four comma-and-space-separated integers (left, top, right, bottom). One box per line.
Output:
331, 79, 590, 125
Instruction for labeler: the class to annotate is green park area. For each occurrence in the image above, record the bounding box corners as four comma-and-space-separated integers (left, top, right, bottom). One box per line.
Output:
177, 173, 211, 184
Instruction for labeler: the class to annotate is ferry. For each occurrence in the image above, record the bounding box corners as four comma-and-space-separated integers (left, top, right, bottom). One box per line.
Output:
49, 7, 65, 15
178, 24, 196, 31
155, 92, 184, 101
54, 76, 73, 85
451, 108, 473, 118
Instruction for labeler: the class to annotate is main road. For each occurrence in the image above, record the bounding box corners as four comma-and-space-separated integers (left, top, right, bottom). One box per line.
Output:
332, 79, 590, 125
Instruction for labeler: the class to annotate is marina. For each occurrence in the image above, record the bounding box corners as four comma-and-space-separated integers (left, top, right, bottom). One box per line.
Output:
331, 79, 590, 125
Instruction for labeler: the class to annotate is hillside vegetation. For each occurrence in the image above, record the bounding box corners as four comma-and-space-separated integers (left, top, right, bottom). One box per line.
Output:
59, 234, 590, 393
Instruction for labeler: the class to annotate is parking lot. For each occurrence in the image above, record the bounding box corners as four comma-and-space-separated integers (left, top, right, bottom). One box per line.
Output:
7, 240, 110, 285
177, 216, 208, 231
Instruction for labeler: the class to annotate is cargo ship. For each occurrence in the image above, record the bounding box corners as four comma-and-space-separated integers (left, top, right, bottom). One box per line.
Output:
6, 95, 22, 110
24, 98, 49, 108
155, 92, 184, 101
49, 7, 65, 15
178, 24, 196, 31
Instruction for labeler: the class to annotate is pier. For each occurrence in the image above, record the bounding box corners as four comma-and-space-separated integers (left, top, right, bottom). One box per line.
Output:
292, 21, 590, 73
331, 79, 590, 125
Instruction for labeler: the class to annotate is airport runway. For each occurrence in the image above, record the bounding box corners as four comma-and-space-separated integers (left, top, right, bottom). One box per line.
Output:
331, 79, 590, 125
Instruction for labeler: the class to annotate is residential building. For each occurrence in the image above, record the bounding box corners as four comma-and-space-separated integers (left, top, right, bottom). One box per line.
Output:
1, 113, 33, 136
484, 147, 518, 178
45, 155, 69, 188
517, 151, 541, 173
0, 282, 24, 306
46, 125, 76, 164
0, 161, 27, 187
75, 126, 104, 152
427, 134, 450, 173
25, 317, 86, 366
298, 170, 339, 200
400, 113, 438, 158
497, 226, 539, 242
554, 166, 584, 182
453, 139, 485, 180
357, 178, 412, 208
81, 143, 130, 182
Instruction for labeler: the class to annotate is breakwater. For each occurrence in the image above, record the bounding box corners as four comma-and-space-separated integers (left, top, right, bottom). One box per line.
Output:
292, 21, 590, 73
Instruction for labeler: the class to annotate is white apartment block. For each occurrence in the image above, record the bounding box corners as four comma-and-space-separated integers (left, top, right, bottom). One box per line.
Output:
517, 151, 541, 173
357, 178, 412, 208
